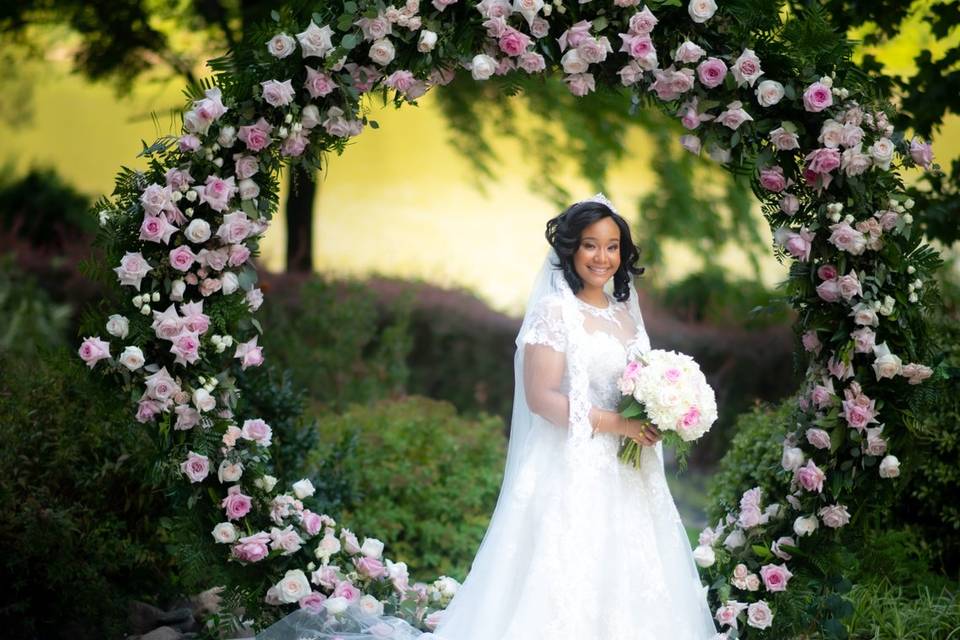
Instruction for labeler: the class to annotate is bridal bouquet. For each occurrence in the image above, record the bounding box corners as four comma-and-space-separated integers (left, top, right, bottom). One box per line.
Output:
616, 350, 718, 470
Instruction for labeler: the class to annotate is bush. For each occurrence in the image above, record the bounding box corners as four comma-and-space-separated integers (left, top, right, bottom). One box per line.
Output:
0, 165, 95, 247
259, 275, 412, 412
847, 580, 960, 640
303, 396, 506, 581
706, 400, 794, 523
0, 350, 170, 638
0, 255, 72, 357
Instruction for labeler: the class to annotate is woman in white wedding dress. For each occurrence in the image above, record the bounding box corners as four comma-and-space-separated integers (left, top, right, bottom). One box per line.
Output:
258, 194, 717, 639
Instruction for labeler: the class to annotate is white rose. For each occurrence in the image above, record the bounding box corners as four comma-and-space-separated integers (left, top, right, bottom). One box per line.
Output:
688, 0, 718, 23
358, 594, 384, 617
723, 529, 746, 550
879, 454, 900, 478
193, 388, 216, 413
781, 446, 805, 472
870, 138, 895, 169
221, 271, 240, 295
255, 474, 278, 492
879, 294, 896, 316
793, 515, 819, 537
292, 478, 316, 499
418, 29, 438, 53
267, 33, 297, 59
170, 279, 186, 302
314, 532, 342, 560
301, 105, 321, 129
470, 54, 497, 80
218, 459, 244, 483
818, 119, 843, 148
211, 522, 238, 544
106, 314, 130, 338
369, 38, 396, 66
217, 125, 236, 148
436, 575, 460, 597
185, 219, 212, 244
872, 342, 902, 380
361, 537, 385, 559
324, 596, 349, 615
297, 22, 335, 58
755, 80, 784, 107
693, 545, 716, 567
119, 346, 145, 371
238, 178, 260, 201
276, 569, 311, 604
561, 48, 588, 74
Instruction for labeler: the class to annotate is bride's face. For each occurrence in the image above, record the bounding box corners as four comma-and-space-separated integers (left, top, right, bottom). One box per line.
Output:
574, 216, 621, 290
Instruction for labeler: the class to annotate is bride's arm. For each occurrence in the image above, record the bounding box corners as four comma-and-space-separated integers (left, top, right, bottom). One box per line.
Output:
522, 343, 656, 442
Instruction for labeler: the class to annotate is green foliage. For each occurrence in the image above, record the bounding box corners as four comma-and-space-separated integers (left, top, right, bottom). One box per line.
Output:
846, 580, 960, 640
259, 276, 413, 412
654, 268, 793, 329
0, 350, 170, 638
0, 256, 73, 356
303, 396, 506, 580
706, 401, 793, 522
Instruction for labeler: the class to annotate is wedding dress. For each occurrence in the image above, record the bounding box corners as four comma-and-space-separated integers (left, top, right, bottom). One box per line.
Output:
258, 245, 717, 640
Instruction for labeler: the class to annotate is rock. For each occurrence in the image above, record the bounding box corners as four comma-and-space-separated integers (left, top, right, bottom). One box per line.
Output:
129, 601, 168, 634
140, 626, 183, 640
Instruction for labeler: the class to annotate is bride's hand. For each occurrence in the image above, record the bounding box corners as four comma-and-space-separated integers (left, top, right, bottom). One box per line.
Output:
625, 419, 662, 447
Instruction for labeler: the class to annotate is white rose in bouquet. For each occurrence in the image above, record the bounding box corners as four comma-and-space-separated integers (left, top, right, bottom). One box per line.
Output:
616, 349, 718, 468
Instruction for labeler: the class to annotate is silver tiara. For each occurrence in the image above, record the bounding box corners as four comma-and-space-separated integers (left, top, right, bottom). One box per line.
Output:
580, 191, 619, 215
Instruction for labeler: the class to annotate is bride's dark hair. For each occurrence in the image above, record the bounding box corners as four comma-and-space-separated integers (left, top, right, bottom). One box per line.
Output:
545, 200, 644, 302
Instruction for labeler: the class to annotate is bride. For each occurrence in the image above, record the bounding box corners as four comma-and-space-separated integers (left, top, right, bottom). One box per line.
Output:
258, 194, 718, 639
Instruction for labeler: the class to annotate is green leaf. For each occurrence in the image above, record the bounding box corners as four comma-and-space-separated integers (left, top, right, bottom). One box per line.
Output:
752, 544, 773, 560
337, 14, 354, 32
369, 120, 380, 129
341, 33, 359, 50
270, 10, 280, 22
592, 17, 608, 32
343, 1, 358, 13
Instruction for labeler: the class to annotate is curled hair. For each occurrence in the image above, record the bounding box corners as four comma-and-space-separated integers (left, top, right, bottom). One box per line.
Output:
545, 200, 644, 302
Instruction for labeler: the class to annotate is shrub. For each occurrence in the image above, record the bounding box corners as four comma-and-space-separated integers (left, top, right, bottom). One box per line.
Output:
847, 580, 960, 640
259, 275, 412, 411
303, 396, 506, 581
0, 350, 170, 638
0, 165, 95, 247
0, 255, 72, 357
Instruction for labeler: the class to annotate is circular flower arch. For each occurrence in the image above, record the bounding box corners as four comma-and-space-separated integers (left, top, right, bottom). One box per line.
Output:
78, 0, 942, 636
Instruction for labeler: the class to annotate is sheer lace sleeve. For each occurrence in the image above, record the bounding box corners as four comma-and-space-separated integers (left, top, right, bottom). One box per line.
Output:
520, 294, 567, 353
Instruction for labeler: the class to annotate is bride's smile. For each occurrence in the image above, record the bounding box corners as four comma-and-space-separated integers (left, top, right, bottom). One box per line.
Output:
573, 216, 622, 305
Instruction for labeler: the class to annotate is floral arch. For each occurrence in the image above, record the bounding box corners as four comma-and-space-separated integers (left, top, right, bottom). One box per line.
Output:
77, 0, 942, 636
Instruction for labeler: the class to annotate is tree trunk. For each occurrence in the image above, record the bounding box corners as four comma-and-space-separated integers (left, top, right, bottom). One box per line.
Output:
284, 166, 317, 272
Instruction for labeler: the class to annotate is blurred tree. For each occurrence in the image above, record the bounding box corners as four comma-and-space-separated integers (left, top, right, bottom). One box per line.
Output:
0, 0, 317, 271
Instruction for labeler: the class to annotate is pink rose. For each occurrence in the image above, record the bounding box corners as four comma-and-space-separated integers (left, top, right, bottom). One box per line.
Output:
811, 381, 835, 409
805, 428, 831, 450
270, 525, 305, 555
216, 211, 253, 244
817, 264, 838, 280
731, 49, 763, 87
837, 271, 862, 301
771, 536, 795, 560
679, 406, 701, 432
696, 57, 727, 88
78, 336, 111, 368
281, 132, 309, 157
139, 214, 178, 244
238, 118, 273, 152
299, 591, 327, 614
235, 336, 264, 370
783, 228, 814, 262
341, 528, 362, 555
759, 563, 793, 592
114, 251, 154, 289
180, 451, 210, 483
169, 245, 197, 272
518, 51, 546, 74
910, 137, 933, 168
747, 600, 773, 630
818, 504, 850, 528
865, 426, 887, 456
232, 531, 270, 562
794, 459, 825, 493
261, 79, 296, 107
716, 101, 753, 130
170, 332, 201, 366
135, 399, 161, 423
233, 154, 259, 180
769, 126, 800, 151
901, 362, 933, 385
197, 175, 237, 212
174, 404, 200, 430
628, 7, 658, 34
759, 166, 788, 192
851, 327, 876, 353
817, 279, 840, 302
222, 485, 253, 520
228, 244, 251, 267
842, 399, 877, 431
165, 168, 194, 191
828, 355, 854, 380
241, 418, 272, 446
557, 20, 592, 52
803, 81, 833, 112
304, 67, 337, 98
805, 147, 841, 175
565, 73, 596, 97
801, 330, 821, 353
738, 504, 762, 529
144, 366, 179, 400
715, 601, 747, 629
179, 134, 201, 152
300, 510, 323, 536
333, 580, 361, 602
680, 134, 701, 155
620, 33, 654, 60
663, 366, 681, 382
355, 555, 388, 579
674, 41, 705, 64
828, 222, 867, 255
779, 193, 799, 215
740, 487, 762, 508
499, 28, 532, 57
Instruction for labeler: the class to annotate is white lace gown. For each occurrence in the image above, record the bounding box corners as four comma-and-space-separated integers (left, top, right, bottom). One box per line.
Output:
432, 291, 717, 640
